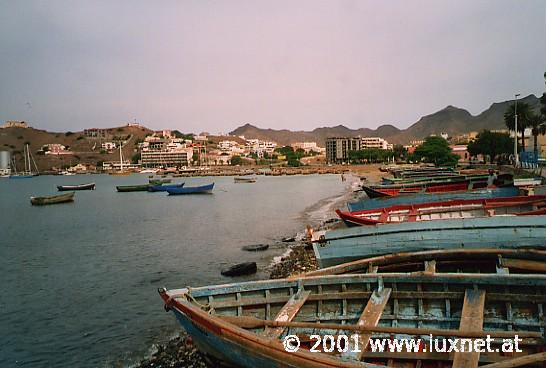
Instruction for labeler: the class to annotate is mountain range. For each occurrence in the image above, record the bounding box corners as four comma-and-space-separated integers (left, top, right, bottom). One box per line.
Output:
229, 94, 541, 146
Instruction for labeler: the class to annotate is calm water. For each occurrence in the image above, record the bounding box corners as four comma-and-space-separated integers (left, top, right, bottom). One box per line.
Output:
0, 174, 348, 367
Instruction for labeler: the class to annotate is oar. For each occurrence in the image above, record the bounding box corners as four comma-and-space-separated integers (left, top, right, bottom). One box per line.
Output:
218, 315, 543, 339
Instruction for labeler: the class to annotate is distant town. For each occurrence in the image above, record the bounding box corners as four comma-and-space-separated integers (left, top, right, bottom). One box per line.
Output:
1, 117, 538, 177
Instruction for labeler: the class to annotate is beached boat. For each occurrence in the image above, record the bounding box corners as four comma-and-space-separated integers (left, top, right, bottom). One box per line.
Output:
116, 184, 153, 192
347, 186, 521, 212
306, 248, 546, 276
361, 174, 513, 198
159, 272, 546, 368
234, 177, 257, 183
337, 195, 546, 226
313, 215, 546, 267
30, 192, 75, 205
147, 183, 184, 192
57, 182, 96, 191
167, 183, 214, 195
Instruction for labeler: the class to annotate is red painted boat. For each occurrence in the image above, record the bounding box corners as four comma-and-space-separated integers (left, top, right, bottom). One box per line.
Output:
336, 195, 546, 226
361, 174, 513, 198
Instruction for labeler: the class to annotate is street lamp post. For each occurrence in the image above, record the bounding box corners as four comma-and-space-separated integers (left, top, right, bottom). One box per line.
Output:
514, 93, 520, 167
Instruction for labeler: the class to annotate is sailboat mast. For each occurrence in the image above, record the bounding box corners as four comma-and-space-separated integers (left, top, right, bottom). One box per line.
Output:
119, 144, 123, 171
26, 144, 30, 173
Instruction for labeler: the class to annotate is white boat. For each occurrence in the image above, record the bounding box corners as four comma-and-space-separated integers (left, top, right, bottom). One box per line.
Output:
139, 168, 158, 174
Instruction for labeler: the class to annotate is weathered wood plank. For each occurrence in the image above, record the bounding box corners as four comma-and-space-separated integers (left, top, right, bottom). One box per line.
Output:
356, 287, 392, 360
452, 289, 486, 368
500, 258, 546, 273
262, 289, 311, 339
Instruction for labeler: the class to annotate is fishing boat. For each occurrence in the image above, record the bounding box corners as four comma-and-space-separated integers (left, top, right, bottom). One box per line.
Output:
30, 192, 75, 205
147, 183, 184, 192
360, 174, 513, 198
57, 182, 96, 191
336, 195, 546, 226
234, 177, 257, 183
159, 271, 546, 368
116, 184, 153, 192
347, 186, 521, 212
109, 145, 131, 176
167, 183, 214, 195
313, 215, 546, 267
306, 248, 546, 276
9, 144, 39, 179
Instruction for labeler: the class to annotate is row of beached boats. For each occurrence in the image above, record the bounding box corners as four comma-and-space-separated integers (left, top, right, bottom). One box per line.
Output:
159, 166, 546, 367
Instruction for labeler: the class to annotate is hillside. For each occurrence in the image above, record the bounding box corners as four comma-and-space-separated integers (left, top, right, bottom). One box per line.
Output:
230, 94, 541, 145
0, 125, 153, 172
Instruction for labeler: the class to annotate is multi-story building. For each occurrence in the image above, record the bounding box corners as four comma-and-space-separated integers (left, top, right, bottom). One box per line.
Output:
360, 137, 393, 150
325, 137, 361, 164
246, 139, 277, 157
140, 148, 193, 167
291, 142, 325, 153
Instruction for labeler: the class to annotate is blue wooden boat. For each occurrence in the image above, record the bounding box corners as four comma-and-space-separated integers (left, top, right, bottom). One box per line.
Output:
313, 215, 546, 268
166, 183, 214, 195
347, 186, 520, 212
9, 174, 34, 179
159, 271, 546, 367
147, 183, 184, 192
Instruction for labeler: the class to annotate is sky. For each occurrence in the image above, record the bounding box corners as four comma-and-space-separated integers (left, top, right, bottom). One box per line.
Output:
0, 0, 545, 134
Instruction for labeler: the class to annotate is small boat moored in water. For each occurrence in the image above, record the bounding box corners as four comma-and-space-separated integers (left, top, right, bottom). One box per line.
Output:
147, 183, 184, 192
57, 182, 96, 191
337, 195, 546, 226
167, 183, 214, 195
116, 184, 154, 192
234, 177, 257, 183
159, 270, 546, 367
30, 192, 75, 205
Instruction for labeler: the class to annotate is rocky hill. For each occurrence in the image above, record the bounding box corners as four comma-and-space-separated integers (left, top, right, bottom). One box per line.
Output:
0, 125, 153, 172
230, 94, 541, 145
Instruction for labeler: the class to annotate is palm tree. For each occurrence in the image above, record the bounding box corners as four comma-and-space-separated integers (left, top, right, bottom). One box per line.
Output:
504, 102, 532, 152
527, 112, 546, 155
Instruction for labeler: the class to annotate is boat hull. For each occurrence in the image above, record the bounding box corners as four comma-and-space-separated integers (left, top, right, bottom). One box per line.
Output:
116, 184, 150, 192
348, 187, 521, 212
147, 183, 184, 192
57, 183, 95, 191
161, 272, 546, 368
167, 183, 214, 195
337, 195, 546, 226
30, 192, 75, 205
313, 215, 546, 268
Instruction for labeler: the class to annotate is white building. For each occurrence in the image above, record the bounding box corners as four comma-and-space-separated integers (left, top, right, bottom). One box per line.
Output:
218, 140, 245, 155
291, 142, 324, 153
246, 139, 277, 157
101, 142, 117, 151
360, 137, 393, 150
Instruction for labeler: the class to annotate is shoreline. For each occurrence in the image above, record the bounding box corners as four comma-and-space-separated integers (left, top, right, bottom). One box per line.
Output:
133, 169, 378, 368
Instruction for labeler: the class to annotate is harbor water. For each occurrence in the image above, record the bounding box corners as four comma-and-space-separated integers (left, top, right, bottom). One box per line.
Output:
0, 174, 348, 367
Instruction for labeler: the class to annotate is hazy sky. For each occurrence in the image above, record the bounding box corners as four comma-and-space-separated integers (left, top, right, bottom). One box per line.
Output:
1, 1, 545, 134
